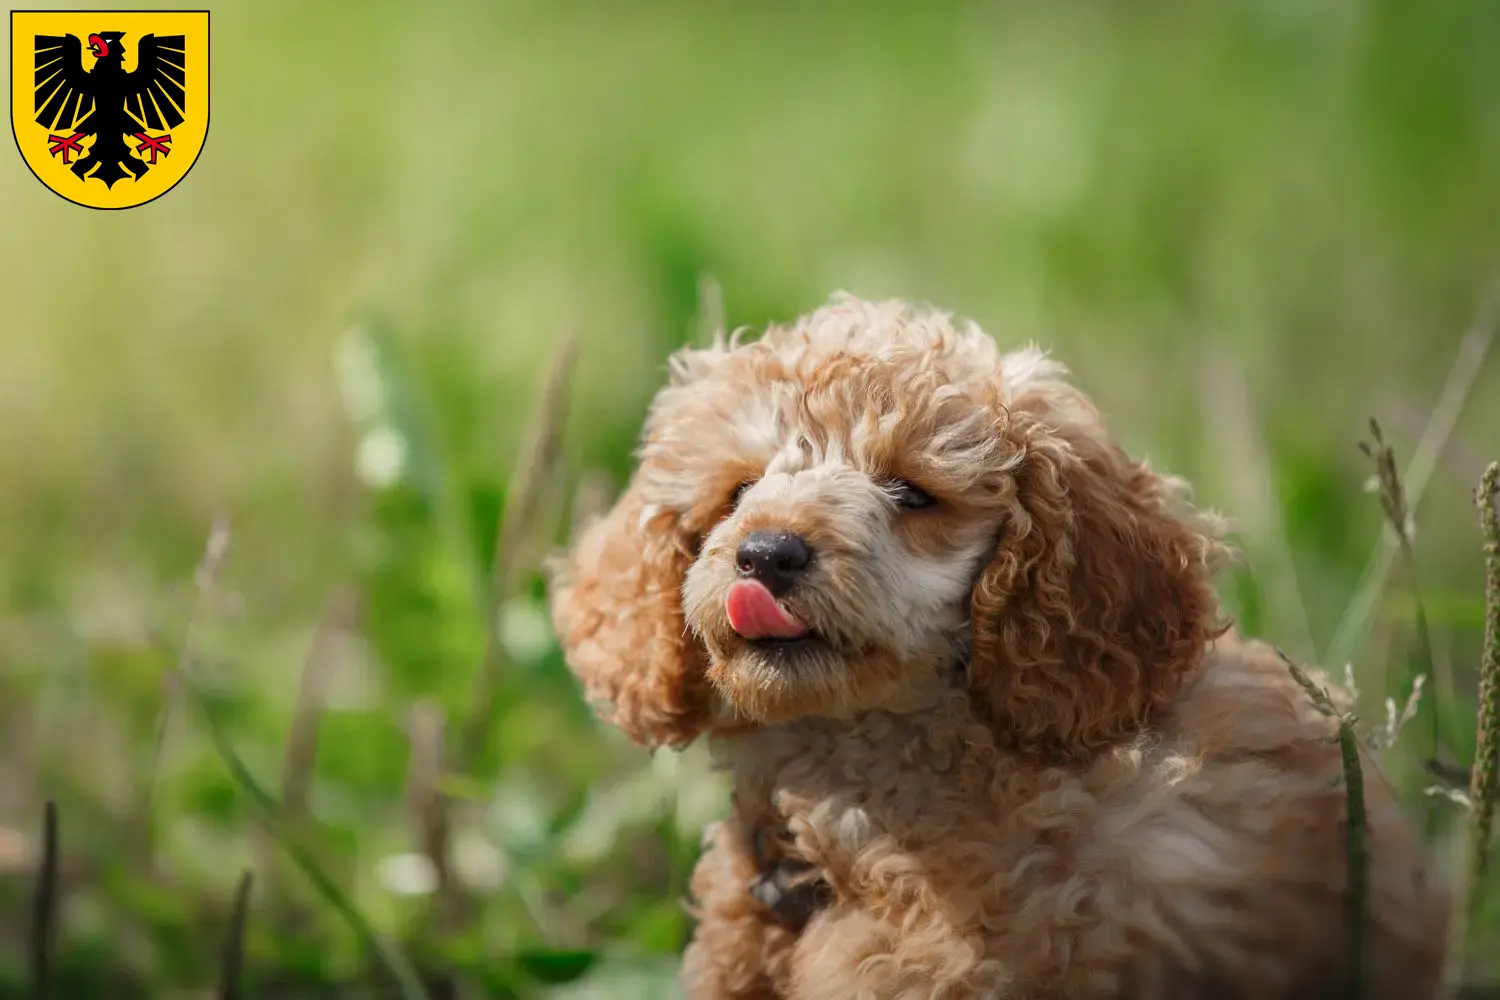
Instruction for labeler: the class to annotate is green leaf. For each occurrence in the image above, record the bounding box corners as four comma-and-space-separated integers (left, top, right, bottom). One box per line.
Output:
516, 948, 599, 985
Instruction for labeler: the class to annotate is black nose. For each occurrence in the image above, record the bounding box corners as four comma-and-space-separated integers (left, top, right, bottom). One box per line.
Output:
736, 532, 813, 596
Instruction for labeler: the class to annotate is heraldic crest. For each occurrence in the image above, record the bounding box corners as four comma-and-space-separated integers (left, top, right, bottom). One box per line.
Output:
11, 12, 210, 209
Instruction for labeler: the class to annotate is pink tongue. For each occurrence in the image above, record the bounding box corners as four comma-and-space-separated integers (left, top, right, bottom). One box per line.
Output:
726, 580, 810, 640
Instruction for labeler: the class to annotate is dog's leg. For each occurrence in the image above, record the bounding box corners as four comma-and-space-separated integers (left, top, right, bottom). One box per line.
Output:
681, 819, 806, 1000
682, 802, 832, 1000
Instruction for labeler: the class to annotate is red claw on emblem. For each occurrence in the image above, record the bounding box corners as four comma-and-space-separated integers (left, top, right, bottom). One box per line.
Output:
47, 133, 87, 164
132, 132, 173, 164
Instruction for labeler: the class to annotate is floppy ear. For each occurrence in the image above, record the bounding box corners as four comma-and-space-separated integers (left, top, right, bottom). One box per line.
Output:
967, 391, 1230, 762
549, 478, 714, 749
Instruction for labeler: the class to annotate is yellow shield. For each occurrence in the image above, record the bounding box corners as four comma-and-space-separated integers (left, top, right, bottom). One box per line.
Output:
10, 10, 208, 209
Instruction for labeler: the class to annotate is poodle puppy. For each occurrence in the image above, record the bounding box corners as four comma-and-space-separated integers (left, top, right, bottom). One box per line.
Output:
549, 295, 1449, 999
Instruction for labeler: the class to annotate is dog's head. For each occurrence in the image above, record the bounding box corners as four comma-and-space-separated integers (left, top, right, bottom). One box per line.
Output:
550, 296, 1230, 760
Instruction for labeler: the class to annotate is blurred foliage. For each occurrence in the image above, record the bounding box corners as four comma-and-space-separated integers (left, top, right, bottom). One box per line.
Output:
2, 0, 1500, 995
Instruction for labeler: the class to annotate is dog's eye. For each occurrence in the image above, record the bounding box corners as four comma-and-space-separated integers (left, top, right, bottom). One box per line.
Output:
730, 480, 756, 509
887, 479, 935, 510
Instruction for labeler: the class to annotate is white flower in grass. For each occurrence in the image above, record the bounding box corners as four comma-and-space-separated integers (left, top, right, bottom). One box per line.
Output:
376, 851, 437, 896
500, 598, 555, 664
356, 423, 407, 488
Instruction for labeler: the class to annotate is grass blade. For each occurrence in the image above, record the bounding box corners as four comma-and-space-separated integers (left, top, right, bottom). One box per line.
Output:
1336, 716, 1369, 997
218, 870, 254, 1000
29, 800, 58, 1000
256, 589, 362, 899
140, 514, 232, 861
406, 700, 456, 925
1279, 650, 1368, 995
283, 590, 361, 821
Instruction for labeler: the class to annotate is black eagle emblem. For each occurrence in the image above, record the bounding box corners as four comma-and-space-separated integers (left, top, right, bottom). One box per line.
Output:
32, 30, 186, 188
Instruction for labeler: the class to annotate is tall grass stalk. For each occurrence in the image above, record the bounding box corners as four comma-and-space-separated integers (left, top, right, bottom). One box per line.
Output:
1327, 287, 1499, 675
1281, 651, 1368, 996
1466, 463, 1500, 870
282, 590, 360, 823
254, 590, 361, 899
138, 514, 231, 863
29, 800, 57, 1000
1451, 463, 1500, 984
1361, 420, 1445, 766
405, 699, 459, 952
1200, 348, 1317, 659
457, 333, 578, 771
218, 870, 253, 1000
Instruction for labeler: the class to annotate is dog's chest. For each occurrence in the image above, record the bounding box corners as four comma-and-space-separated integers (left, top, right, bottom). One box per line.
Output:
726, 701, 1059, 915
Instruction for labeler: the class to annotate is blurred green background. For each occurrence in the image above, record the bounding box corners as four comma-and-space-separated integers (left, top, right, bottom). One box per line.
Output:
3, 0, 1500, 996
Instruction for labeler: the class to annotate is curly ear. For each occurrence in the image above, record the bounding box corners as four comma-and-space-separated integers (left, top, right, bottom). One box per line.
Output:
968, 393, 1230, 762
549, 479, 714, 749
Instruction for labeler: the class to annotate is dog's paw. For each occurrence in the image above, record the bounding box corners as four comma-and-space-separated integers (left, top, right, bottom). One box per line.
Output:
748, 858, 831, 931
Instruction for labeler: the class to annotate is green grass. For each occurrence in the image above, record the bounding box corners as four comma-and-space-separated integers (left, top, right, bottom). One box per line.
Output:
2, 0, 1500, 995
